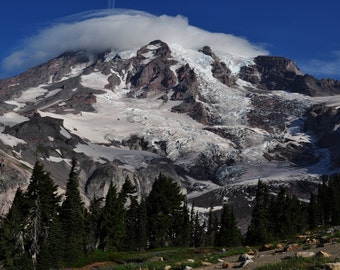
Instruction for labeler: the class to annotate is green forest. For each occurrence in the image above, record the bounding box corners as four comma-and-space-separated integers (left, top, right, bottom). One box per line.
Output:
0, 160, 339, 269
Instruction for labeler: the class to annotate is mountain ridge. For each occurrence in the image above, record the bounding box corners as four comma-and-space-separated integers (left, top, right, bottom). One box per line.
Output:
0, 40, 340, 229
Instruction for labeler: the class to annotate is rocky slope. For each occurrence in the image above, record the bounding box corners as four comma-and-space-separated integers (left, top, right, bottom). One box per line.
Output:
0, 40, 340, 227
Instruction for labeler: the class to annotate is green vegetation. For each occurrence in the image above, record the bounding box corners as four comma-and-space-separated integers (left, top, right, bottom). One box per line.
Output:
73, 246, 248, 270
0, 163, 243, 269
2, 161, 340, 269
255, 256, 334, 270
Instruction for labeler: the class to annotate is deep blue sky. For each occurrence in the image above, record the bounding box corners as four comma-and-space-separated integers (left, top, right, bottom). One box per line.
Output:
1, 0, 340, 79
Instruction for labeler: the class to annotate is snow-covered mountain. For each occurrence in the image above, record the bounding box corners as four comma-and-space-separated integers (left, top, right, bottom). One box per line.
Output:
1, 40, 340, 228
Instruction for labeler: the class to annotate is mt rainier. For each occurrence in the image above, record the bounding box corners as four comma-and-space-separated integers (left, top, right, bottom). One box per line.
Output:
1, 39, 340, 228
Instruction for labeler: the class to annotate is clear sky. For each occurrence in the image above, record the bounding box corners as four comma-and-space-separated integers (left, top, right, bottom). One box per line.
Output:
1, 0, 339, 80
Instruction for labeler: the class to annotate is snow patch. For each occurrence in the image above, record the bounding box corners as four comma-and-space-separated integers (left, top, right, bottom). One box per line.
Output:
81, 72, 110, 90
0, 112, 29, 127
0, 134, 26, 147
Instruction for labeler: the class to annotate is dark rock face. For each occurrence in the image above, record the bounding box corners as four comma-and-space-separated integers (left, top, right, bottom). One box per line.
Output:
172, 64, 199, 100
127, 40, 178, 98
85, 156, 180, 199
239, 56, 302, 91
304, 105, 340, 169
247, 93, 307, 133
0, 51, 91, 101
170, 63, 211, 124
264, 141, 320, 166
4, 114, 71, 145
292, 75, 340, 96
200, 46, 236, 86
239, 55, 340, 96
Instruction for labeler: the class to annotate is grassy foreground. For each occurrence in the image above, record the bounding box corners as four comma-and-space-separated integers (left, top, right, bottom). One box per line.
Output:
255, 257, 335, 270
72, 246, 248, 270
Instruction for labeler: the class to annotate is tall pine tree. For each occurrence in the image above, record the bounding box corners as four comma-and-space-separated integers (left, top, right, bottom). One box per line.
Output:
215, 204, 242, 247
84, 195, 103, 253
146, 174, 185, 248
99, 182, 126, 251
60, 158, 85, 265
0, 188, 30, 269
246, 180, 272, 245
25, 161, 62, 270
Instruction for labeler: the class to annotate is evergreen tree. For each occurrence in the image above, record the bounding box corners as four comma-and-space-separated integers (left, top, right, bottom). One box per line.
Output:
60, 158, 85, 265
204, 206, 218, 246
84, 196, 103, 252
245, 180, 272, 245
316, 174, 340, 226
136, 198, 148, 250
173, 200, 191, 247
99, 182, 126, 251
38, 216, 64, 270
25, 161, 62, 269
192, 211, 203, 247
119, 176, 137, 204
268, 186, 286, 237
125, 196, 140, 251
329, 176, 340, 225
0, 188, 30, 269
308, 193, 321, 229
146, 174, 185, 248
215, 204, 242, 247
318, 176, 332, 225
122, 197, 148, 251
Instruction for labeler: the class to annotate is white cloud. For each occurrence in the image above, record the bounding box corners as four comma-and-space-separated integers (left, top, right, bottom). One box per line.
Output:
1, 9, 268, 76
300, 50, 340, 79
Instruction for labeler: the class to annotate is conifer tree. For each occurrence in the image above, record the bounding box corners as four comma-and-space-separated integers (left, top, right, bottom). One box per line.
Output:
136, 198, 148, 250
192, 211, 203, 247
318, 176, 332, 225
25, 161, 62, 269
245, 180, 272, 245
0, 188, 30, 269
308, 193, 321, 229
317, 174, 340, 226
125, 196, 139, 251
60, 158, 85, 264
173, 200, 191, 247
146, 173, 185, 248
204, 206, 218, 246
84, 196, 103, 252
119, 176, 137, 204
100, 182, 126, 250
329, 176, 340, 225
215, 204, 242, 247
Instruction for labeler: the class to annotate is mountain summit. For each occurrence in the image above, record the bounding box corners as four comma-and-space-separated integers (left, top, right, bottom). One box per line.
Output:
0, 40, 340, 227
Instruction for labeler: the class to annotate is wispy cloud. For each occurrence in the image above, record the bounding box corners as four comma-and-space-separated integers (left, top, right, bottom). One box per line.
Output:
300, 50, 340, 79
1, 9, 268, 77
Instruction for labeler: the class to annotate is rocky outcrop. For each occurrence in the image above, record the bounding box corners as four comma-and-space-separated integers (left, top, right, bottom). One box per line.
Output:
171, 64, 199, 100
304, 105, 340, 169
171, 63, 211, 124
127, 40, 178, 98
200, 46, 236, 86
293, 75, 340, 96
247, 93, 307, 133
0, 51, 91, 101
239, 55, 340, 96
264, 141, 320, 166
85, 155, 180, 199
239, 56, 303, 90
4, 114, 75, 146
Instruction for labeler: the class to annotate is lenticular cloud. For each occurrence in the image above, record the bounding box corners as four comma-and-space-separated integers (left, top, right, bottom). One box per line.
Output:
2, 9, 268, 75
